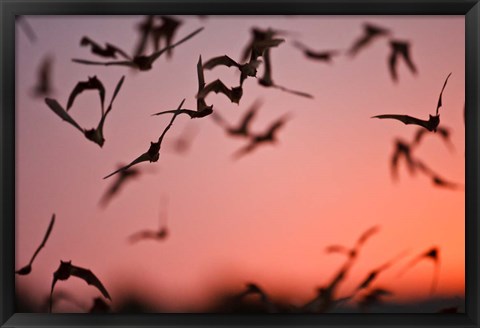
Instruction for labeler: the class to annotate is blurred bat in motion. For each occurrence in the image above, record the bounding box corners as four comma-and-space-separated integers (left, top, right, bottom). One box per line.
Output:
258, 49, 313, 99
89, 297, 111, 313
99, 166, 141, 207
45, 76, 125, 147
233, 113, 291, 159
390, 139, 416, 181
152, 16, 183, 58
17, 16, 37, 42
241, 27, 286, 63
236, 282, 278, 313
133, 15, 156, 57
169, 124, 199, 154
197, 79, 243, 105
128, 197, 169, 243
347, 22, 390, 57
358, 288, 393, 312
388, 40, 418, 82
16, 214, 55, 275
355, 249, 409, 291
72, 27, 204, 71
212, 99, 262, 137
372, 73, 452, 132
103, 99, 184, 179
50, 260, 111, 312
398, 246, 440, 295
80, 37, 131, 59
32, 55, 54, 97
293, 41, 341, 62
325, 225, 380, 259
412, 126, 454, 151
67, 76, 105, 112
414, 160, 462, 190
203, 55, 261, 86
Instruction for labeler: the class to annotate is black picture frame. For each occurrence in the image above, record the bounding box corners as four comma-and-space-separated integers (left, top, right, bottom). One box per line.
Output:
1, 0, 478, 327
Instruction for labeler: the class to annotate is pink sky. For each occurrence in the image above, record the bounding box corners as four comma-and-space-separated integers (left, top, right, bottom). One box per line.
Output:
15, 15, 465, 312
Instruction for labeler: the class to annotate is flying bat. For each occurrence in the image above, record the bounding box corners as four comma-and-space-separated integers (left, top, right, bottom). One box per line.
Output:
72, 27, 204, 71
16, 214, 55, 275
372, 73, 452, 132
133, 15, 156, 57
398, 246, 440, 295
325, 225, 380, 259
103, 99, 184, 179
99, 166, 141, 207
50, 260, 111, 312
66, 75, 105, 112
414, 160, 462, 190
347, 22, 391, 57
292, 41, 341, 62
152, 16, 183, 58
32, 55, 54, 97
197, 79, 243, 105
45, 75, 125, 147
355, 249, 409, 291
128, 196, 169, 243
212, 99, 262, 138
388, 40, 418, 82
240, 27, 286, 63
80, 36, 131, 59
258, 49, 313, 99
233, 112, 291, 159
390, 138, 417, 181
412, 126, 454, 151
203, 55, 261, 86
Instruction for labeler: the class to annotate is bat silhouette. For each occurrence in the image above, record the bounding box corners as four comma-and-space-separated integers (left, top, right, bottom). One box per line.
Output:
372, 73, 452, 132
258, 48, 313, 99
412, 126, 454, 151
66, 76, 105, 112
240, 27, 286, 63
128, 197, 169, 243
203, 55, 261, 86
347, 22, 390, 57
398, 246, 440, 295
236, 283, 278, 313
390, 138, 417, 181
17, 16, 37, 42
212, 99, 262, 138
325, 225, 380, 259
355, 249, 409, 291
292, 41, 341, 62
232, 113, 291, 159
99, 166, 142, 207
16, 214, 55, 275
45, 75, 125, 147
80, 36, 131, 59
72, 27, 203, 71
50, 260, 111, 312
103, 99, 184, 179
152, 16, 183, 58
358, 288, 393, 312
197, 79, 243, 105
133, 15, 156, 57
32, 55, 54, 97
414, 160, 462, 190
388, 40, 418, 82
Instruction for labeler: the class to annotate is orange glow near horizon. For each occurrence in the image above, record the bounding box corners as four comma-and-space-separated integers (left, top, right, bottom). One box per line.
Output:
15, 15, 464, 313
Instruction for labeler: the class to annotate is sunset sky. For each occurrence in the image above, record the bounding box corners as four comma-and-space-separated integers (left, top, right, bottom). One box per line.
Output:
15, 15, 465, 313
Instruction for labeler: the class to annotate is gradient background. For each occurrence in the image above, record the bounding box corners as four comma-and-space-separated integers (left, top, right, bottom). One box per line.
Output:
15, 15, 465, 313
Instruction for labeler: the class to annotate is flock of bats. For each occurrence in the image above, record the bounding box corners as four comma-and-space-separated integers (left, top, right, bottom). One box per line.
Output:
17, 16, 463, 313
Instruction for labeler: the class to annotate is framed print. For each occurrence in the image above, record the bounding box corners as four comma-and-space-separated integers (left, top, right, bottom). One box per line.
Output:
1, 0, 479, 327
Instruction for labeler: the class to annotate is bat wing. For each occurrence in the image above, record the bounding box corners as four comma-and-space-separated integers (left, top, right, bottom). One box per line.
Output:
29, 214, 55, 265
45, 98, 84, 133
372, 114, 430, 129
198, 79, 229, 99
436, 73, 452, 115
103, 152, 151, 179
356, 225, 380, 247
232, 141, 259, 159
401, 46, 418, 76
72, 58, 136, 68
156, 99, 185, 144
128, 230, 157, 243
237, 101, 261, 133
67, 78, 105, 111
325, 245, 350, 255
273, 84, 313, 99
70, 265, 111, 300
203, 55, 239, 70
388, 49, 398, 82
149, 27, 204, 63
103, 75, 125, 118
105, 43, 132, 60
